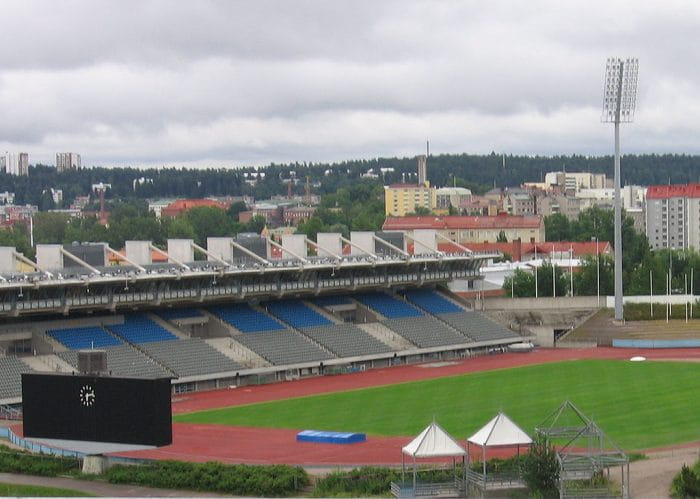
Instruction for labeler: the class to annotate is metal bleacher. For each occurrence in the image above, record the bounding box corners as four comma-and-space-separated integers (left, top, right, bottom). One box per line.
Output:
47, 326, 122, 350
302, 323, 394, 358
439, 312, 520, 342
107, 314, 178, 343
140, 338, 241, 377
232, 329, 334, 366
382, 315, 471, 348
57, 345, 170, 378
0, 356, 33, 400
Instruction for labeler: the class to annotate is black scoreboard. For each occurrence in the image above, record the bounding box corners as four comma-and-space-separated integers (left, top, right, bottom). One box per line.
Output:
22, 373, 172, 447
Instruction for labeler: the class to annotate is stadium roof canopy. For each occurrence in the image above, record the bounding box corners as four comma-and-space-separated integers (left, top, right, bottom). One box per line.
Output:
402, 420, 465, 457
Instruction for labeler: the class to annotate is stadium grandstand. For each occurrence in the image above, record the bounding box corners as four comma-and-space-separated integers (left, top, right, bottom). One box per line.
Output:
0, 230, 524, 407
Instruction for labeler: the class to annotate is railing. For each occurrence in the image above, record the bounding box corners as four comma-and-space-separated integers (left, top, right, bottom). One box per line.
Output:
464, 469, 525, 490
390, 479, 464, 498
0, 405, 22, 420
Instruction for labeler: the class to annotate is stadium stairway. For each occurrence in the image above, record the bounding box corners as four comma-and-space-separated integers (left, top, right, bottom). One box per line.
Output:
205, 337, 271, 369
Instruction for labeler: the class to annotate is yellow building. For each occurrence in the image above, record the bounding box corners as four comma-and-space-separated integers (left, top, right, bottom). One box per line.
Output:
384, 183, 436, 216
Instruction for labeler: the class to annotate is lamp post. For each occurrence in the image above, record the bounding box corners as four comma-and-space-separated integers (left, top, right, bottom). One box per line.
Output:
602, 57, 638, 322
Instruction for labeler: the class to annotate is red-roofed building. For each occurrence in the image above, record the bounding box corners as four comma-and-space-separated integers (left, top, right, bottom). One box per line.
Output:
646, 183, 700, 250
161, 199, 231, 218
382, 214, 545, 243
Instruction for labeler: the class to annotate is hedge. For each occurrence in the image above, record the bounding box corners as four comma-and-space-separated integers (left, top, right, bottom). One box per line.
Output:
106, 460, 308, 497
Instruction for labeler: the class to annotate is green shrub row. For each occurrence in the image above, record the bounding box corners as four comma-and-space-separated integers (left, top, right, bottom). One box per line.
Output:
106, 460, 308, 497
0, 445, 80, 477
624, 302, 700, 321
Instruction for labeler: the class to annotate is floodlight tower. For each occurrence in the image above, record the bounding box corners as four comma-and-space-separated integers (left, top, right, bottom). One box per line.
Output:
602, 57, 638, 322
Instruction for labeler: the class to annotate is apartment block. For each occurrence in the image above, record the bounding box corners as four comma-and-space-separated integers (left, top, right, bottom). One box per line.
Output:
645, 184, 700, 250
56, 152, 81, 172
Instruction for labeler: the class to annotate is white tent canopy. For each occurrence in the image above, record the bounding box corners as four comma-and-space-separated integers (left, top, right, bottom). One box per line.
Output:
468, 412, 532, 447
403, 420, 466, 457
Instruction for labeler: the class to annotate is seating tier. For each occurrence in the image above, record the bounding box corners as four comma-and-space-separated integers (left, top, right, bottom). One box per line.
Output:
207, 303, 285, 332
264, 300, 332, 328
354, 292, 423, 318
47, 326, 122, 350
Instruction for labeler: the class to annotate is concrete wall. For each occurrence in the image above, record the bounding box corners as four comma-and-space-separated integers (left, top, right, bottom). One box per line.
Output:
206, 237, 233, 262
316, 233, 342, 257
125, 241, 151, 265
281, 234, 307, 259
167, 239, 194, 264
483, 296, 600, 311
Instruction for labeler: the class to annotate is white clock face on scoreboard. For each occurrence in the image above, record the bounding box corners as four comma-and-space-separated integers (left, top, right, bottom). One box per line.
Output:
79, 384, 96, 407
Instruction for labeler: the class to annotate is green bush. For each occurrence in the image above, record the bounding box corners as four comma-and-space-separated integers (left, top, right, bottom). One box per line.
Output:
671, 464, 700, 498
521, 435, 558, 497
0, 445, 79, 477
106, 460, 308, 497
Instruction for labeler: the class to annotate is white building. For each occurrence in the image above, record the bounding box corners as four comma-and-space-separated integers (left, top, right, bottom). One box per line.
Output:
544, 171, 608, 192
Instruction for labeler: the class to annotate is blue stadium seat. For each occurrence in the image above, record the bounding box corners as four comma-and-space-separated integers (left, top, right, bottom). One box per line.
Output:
353, 292, 423, 318
108, 314, 178, 344
207, 303, 286, 333
47, 326, 122, 350
404, 289, 463, 314
263, 300, 332, 328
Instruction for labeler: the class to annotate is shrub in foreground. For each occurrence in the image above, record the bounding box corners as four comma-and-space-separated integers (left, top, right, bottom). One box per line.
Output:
0, 445, 79, 477
106, 460, 308, 497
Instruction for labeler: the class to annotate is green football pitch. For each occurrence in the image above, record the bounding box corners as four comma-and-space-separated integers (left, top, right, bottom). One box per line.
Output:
175, 359, 700, 449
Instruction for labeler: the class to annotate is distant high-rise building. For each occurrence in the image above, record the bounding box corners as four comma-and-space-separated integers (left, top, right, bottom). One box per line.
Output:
18, 153, 29, 176
56, 152, 81, 172
0, 152, 27, 176
417, 154, 427, 186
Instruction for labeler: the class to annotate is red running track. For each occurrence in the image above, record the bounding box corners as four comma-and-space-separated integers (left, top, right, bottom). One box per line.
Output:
45, 348, 700, 466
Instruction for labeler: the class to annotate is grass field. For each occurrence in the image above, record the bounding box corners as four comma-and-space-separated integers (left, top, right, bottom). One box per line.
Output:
175, 359, 700, 450
0, 483, 95, 497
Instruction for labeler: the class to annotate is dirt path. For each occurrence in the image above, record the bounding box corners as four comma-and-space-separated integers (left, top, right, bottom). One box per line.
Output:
629, 447, 700, 498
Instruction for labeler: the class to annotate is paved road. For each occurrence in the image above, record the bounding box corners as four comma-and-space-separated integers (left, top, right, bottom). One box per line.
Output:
0, 472, 224, 497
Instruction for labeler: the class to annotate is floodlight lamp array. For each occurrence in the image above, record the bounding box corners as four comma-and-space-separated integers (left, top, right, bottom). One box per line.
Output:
601, 57, 638, 123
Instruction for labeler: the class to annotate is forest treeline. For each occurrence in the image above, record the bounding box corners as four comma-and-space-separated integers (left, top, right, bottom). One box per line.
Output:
2, 153, 700, 209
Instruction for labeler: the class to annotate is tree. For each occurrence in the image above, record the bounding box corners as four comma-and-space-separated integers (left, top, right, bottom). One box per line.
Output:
184, 206, 234, 246
242, 215, 266, 234
411, 206, 432, 215
496, 230, 508, 243
503, 269, 535, 297
521, 434, 559, 497
544, 213, 571, 241
227, 201, 248, 221
573, 255, 614, 297
166, 217, 196, 240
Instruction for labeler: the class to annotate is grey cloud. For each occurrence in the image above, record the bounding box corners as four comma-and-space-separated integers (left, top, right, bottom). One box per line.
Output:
1, 0, 700, 166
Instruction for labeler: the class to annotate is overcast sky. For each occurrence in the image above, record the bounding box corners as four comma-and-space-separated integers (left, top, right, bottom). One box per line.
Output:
0, 1, 698, 168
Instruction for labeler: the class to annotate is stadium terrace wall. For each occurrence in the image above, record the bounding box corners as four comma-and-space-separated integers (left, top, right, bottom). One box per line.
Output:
167, 336, 524, 395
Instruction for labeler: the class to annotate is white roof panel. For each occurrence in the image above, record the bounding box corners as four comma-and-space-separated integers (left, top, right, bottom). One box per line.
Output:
468, 412, 532, 447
